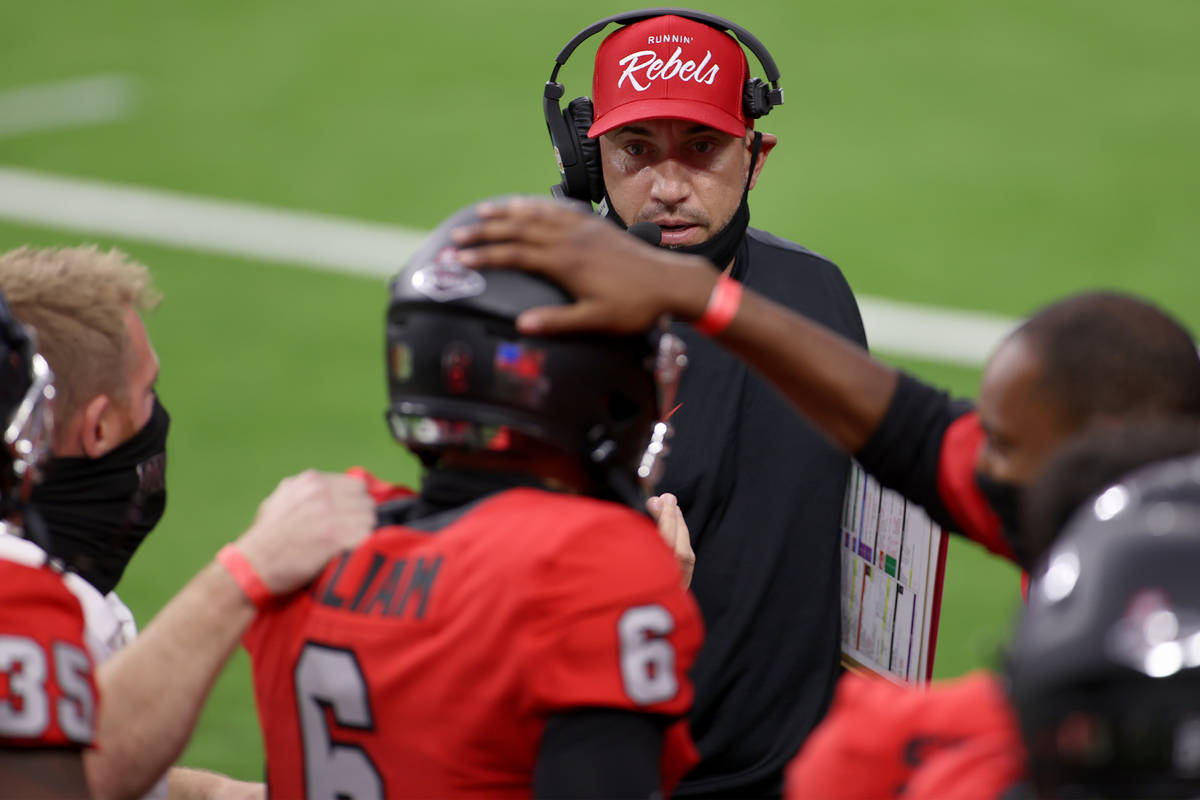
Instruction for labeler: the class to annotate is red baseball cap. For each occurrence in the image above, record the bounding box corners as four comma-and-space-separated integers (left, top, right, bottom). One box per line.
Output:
588, 15, 749, 139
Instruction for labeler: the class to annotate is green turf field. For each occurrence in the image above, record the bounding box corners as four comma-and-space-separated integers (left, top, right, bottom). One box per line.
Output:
2, 0, 1198, 780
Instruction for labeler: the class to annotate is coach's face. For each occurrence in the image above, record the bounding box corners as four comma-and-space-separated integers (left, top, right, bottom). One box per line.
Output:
600, 119, 776, 248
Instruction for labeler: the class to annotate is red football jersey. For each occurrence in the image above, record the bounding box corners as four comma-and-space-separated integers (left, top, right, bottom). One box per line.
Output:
0, 556, 97, 749
245, 485, 703, 799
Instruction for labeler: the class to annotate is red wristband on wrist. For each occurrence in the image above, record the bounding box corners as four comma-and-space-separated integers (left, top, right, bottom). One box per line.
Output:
693, 274, 743, 337
216, 544, 273, 608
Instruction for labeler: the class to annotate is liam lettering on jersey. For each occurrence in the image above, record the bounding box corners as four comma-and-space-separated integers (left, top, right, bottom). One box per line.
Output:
311, 552, 443, 619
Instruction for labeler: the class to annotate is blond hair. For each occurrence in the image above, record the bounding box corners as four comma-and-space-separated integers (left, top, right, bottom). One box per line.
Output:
0, 246, 161, 430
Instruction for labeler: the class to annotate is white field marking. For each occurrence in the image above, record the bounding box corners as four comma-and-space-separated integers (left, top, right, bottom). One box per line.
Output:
0, 167, 425, 278
857, 296, 1017, 367
0, 166, 1019, 366
0, 75, 140, 140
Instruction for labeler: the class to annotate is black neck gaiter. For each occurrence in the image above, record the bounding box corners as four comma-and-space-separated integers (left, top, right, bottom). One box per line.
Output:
32, 395, 170, 594
974, 471, 1032, 570
602, 132, 762, 270
418, 466, 547, 515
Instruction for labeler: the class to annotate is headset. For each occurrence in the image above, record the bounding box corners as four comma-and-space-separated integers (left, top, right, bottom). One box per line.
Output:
543, 7, 785, 203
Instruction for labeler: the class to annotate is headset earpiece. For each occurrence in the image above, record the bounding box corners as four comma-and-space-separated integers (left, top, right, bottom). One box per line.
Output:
544, 81, 586, 201
743, 78, 783, 120
564, 97, 603, 203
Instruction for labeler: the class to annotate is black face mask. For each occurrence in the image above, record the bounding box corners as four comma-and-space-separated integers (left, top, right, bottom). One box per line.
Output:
32, 395, 170, 594
602, 132, 762, 270
974, 471, 1031, 570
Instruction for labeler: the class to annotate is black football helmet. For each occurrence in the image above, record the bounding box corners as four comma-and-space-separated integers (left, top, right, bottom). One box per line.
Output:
1, 291, 55, 524
384, 198, 685, 506
1009, 454, 1200, 798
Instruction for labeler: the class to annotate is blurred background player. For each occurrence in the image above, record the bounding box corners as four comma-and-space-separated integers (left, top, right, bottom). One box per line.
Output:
542, 10, 866, 794
243, 201, 703, 799
1009, 443, 1200, 798
0, 292, 95, 798
786, 418, 1200, 799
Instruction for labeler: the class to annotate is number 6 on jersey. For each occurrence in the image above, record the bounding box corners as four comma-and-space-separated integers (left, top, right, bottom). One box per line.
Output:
295, 644, 383, 800
618, 604, 678, 705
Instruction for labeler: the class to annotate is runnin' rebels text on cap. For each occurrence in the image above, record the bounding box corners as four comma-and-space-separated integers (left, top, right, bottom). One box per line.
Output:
589, 15, 750, 138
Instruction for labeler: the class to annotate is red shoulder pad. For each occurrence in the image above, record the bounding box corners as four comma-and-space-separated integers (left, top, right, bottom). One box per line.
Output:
516, 499, 703, 787
522, 504, 702, 715
0, 560, 97, 749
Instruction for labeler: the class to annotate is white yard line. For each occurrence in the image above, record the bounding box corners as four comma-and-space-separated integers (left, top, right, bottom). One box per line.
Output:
0, 75, 139, 140
0, 167, 425, 279
0, 166, 1017, 366
857, 296, 1016, 368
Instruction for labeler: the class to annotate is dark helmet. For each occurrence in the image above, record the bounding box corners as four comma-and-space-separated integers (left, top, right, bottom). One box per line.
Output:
384, 198, 685, 505
1008, 454, 1200, 797
0, 291, 55, 523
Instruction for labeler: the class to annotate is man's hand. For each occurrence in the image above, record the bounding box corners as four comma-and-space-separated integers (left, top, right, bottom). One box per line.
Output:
452, 197, 718, 335
166, 766, 264, 800
234, 470, 375, 596
646, 493, 694, 588
87, 474, 374, 800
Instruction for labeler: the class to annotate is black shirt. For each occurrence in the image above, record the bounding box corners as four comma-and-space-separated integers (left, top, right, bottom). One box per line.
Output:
664, 228, 867, 797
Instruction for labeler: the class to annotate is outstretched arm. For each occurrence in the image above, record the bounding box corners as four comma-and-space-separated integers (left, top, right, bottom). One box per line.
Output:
86, 471, 375, 800
453, 198, 898, 453
454, 199, 1012, 559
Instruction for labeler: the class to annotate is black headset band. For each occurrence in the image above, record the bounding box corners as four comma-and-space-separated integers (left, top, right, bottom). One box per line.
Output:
547, 7, 781, 91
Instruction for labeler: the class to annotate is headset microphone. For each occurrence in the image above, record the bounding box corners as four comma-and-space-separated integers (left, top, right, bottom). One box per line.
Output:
628, 222, 662, 247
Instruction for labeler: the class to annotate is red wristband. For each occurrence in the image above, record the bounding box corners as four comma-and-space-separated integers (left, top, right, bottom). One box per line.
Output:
693, 274, 743, 337
216, 544, 273, 608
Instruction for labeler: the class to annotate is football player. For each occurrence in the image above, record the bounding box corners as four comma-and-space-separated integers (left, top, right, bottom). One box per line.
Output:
0, 291, 96, 798
1010, 447, 1200, 798
0, 246, 379, 800
243, 200, 704, 798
